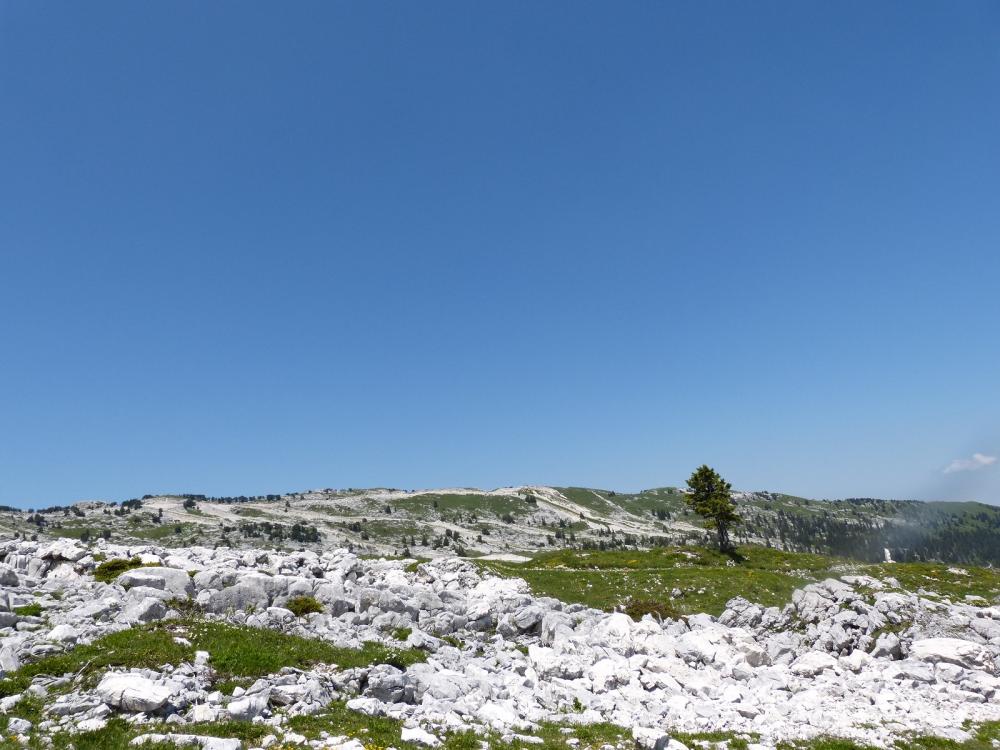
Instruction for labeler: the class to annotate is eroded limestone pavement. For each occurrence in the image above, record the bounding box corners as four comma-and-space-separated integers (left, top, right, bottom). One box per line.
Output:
2, 538, 1000, 749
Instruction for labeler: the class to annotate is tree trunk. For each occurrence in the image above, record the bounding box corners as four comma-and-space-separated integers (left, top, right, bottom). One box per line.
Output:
717, 523, 731, 552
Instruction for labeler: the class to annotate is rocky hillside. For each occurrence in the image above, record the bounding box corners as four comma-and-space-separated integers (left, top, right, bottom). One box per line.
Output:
5, 486, 1000, 566
1, 537, 999, 750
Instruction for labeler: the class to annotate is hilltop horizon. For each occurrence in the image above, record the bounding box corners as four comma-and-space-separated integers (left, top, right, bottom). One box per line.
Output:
7, 484, 1000, 568
6, 482, 998, 512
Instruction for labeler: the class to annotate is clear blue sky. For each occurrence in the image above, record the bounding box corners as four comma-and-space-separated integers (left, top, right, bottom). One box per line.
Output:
2, 2, 999, 508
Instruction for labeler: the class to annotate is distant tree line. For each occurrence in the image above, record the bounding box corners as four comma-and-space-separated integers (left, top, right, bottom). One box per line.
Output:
173, 493, 284, 504
738, 499, 1000, 565
239, 520, 320, 544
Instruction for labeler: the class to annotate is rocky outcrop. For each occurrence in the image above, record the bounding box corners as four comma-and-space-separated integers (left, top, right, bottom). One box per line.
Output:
1, 537, 999, 749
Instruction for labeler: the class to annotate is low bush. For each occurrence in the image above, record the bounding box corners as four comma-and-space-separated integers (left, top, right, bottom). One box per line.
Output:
392, 627, 413, 642
622, 598, 682, 621
93, 557, 143, 583
285, 595, 323, 617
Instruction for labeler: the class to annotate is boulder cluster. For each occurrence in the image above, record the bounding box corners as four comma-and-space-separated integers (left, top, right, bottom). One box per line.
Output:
2, 538, 1000, 749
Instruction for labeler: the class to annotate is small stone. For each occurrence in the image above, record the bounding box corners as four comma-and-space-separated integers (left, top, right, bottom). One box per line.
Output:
402, 726, 442, 747
77, 717, 109, 732
47, 624, 79, 643
633, 727, 671, 750
7, 717, 31, 733
227, 693, 269, 721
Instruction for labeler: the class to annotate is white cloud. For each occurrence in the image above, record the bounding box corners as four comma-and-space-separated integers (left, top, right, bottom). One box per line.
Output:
943, 452, 998, 474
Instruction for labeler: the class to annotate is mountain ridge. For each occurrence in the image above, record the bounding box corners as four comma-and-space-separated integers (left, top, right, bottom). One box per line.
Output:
4, 485, 1000, 566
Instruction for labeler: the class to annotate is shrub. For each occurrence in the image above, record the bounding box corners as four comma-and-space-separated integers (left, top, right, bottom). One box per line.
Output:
391, 627, 412, 642
166, 597, 202, 616
622, 598, 681, 622
93, 557, 142, 583
285, 596, 324, 617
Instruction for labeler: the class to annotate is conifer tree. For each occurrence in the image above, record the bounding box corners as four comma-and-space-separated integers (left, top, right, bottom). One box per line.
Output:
685, 465, 740, 552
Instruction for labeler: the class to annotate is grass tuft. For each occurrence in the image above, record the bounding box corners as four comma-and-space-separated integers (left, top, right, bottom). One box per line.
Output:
13, 603, 43, 617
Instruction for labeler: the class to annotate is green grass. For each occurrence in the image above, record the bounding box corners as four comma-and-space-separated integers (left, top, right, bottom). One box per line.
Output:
12, 603, 43, 617
289, 701, 630, 750
773, 722, 1000, 750
0, 694, 46, 729
11, 709, 993, 750
674, 731, 757, 750
48, 526, 97, 540
176, 720, 272, 744
555, 487, 620, 516
393, 492, 534, 519
610, 487, 689, 517
233, 507, 266, 517
0, 716, 227, 750
354, 519, 427, 540
0, 669, 998, 750
130, 524, 190, 541
2, 697, 627, 750
0, 619, 425, 697
288, 701, 419, 748
865, 562, 1000, 602
213, 676, 254, 696
868, 617, 913, 644
0, 717, 122, 749
507, 545, 838, 573
478, 545, 842, 617
776, 739, 879, 750
555, 486, 692, 522
404, 557, 431, 573
479, 543, 1000, 620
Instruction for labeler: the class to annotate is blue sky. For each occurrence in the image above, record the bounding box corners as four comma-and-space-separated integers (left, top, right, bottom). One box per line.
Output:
2, 2, 999, 508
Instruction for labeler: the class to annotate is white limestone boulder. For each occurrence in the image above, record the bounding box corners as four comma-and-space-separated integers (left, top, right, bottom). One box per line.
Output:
96, 673, 173, 712
910, 638, 995, 672
789, 651, 838, 676
118, 567, 195, 599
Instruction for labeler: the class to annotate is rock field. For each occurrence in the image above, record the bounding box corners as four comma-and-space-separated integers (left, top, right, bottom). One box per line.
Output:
2, 538, 1000, 749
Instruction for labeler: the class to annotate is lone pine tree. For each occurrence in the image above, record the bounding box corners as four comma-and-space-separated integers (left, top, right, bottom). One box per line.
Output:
685, 465, 740, 552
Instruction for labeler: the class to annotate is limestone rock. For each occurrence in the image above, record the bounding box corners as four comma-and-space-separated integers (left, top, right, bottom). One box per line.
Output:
96, 673, 173, 712
790, 651, 838, 677
118, 567, 195, 599
401, 726, 442, 747
910, 638, 995, 672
